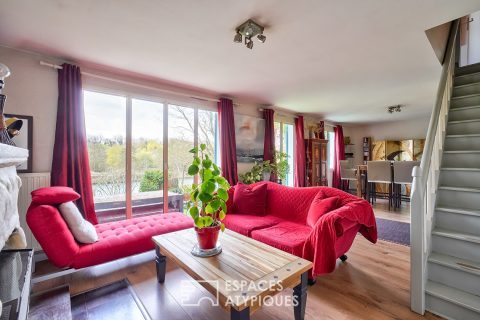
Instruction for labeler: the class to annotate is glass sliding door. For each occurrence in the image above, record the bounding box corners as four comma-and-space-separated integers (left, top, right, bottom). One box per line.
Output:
84, 91, 127, 223
198, 109, 220, 165
283, 123, 294, 186
131, 98, 164, 217
167, 104, 195, 212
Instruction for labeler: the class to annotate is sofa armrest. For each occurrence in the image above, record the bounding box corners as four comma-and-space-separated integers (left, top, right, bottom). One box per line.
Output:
26, 204, 80, 268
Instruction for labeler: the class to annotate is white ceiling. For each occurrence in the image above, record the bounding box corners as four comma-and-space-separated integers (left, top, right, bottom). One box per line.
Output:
1, 0, 480, 124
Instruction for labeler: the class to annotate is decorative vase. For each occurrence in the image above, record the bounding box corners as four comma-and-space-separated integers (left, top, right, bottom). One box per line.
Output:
195, 225, 221, 250
262, 172, 271, 181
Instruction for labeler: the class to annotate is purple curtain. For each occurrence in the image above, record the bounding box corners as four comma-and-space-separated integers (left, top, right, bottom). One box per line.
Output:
218, 98, 238, 185
319, 121, 325, 139
294, 116, 306, 187
51, 63, 98, 224
332, 125, 346, 189
263, 109, 276, 182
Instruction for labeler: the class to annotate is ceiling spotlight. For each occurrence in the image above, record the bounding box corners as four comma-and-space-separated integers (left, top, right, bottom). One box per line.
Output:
234, 19, 266, 50
233, 32, 242, 43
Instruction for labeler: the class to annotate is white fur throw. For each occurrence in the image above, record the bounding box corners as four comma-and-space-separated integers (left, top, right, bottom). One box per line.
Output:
58, 202, 98, 243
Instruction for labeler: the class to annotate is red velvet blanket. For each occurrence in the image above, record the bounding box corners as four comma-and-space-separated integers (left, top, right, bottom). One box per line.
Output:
303, 199, 377, 277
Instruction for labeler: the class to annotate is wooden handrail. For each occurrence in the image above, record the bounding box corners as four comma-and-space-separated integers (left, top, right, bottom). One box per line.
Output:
419, 20, 459, 187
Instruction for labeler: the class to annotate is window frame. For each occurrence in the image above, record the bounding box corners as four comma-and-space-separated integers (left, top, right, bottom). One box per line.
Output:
83, 85, 219, 220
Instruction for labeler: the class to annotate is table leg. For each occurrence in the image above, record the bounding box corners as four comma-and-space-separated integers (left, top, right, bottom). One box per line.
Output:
155, 246, 166, 283
293, 271, 308, 320
231, 307, 250, 320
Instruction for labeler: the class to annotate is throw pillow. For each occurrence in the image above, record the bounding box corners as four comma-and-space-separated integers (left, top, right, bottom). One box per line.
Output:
58, 201, 98, 244
306, 195, 339, 228
233, 183, 268, 215
31, 186, 80, 205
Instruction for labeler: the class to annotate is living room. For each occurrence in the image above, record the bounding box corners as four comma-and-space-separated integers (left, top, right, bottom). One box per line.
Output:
1, 1, 480, 320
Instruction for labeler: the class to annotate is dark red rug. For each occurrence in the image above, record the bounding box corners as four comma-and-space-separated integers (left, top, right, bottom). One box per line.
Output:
375, 217, 410, 246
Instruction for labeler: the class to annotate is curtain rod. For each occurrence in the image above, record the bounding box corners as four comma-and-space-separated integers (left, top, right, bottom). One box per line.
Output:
39, 61, 226, 104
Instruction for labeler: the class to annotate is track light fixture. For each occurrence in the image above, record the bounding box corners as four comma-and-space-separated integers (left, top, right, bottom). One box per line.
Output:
233, 32, 242, 43
387, 105, 403, 113
233, 19, 266, 49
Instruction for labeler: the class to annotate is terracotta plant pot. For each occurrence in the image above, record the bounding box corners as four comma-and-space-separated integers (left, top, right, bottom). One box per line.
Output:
195, 225, 220, 250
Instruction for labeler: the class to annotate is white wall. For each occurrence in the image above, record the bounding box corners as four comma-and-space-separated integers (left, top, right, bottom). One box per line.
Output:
468, 11, 480, 65
0, 46, 60, 172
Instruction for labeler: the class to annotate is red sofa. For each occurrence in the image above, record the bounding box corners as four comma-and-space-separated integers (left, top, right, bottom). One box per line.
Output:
223, 182, 377, 277
27, 202, 193, 269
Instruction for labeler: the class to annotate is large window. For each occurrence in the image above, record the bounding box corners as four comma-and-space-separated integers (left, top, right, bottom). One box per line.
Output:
84, 91, 127, 221
84, 90, 220, 222
274, 121, 295, 186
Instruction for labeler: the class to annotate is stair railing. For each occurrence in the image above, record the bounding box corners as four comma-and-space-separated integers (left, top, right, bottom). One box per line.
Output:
410, 19, 459, 314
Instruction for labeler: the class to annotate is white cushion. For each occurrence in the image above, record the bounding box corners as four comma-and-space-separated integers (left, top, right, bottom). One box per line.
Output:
58, 201, 98, 244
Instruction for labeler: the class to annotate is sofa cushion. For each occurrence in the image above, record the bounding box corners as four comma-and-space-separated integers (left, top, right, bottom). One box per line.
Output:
31, 186, 80, 205
306, 195, 339, 228
223, 214, 282, 236
251, 221, 312, 256
72, 212, 193, 269
232, 183, 267, 216
58, 202, 98, 244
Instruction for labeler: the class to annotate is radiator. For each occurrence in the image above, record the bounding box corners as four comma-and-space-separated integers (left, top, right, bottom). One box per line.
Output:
18, 172, 50, 250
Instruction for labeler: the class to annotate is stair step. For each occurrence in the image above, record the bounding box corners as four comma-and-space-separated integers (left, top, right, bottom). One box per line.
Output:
429, 253, 480, 277
439, 170, 480, 190
446, 133, 480, 138
29, 285, 72, 320
456, 62, 480, 76
453, 82, 480, 97
435, 206, 480, 237
437, 206, 480, 217
448, 118, 480, 124
455, 71, 480, 86
437, 187, 480, 212
444, 150, 480, 153
441, 167, 480, 171
426, 280, 480, 314
432, 228, 480, 244
447, 118, 480, 135
444, 134, 480, 151
442, 151, 480, 168
451, 94, 480, 108
438, 186, 480, 193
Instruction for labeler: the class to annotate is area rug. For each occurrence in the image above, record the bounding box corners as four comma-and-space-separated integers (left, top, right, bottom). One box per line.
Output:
71, 279, 151, 320
375, 217, 410, 246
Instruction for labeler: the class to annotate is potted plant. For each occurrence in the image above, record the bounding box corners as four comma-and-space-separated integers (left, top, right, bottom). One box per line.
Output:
239, 160, 272, 184
272, 152, 290, 184
186, 143, 230, 252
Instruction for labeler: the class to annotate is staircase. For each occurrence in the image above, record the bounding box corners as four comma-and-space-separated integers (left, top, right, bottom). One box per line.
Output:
424, 62, 480, 320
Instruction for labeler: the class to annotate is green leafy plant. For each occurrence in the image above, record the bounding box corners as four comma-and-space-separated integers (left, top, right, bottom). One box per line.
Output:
272, 152, 290, 183
239, 160, 272, 184
186, 143, 230, 230
139, 169, 164, 192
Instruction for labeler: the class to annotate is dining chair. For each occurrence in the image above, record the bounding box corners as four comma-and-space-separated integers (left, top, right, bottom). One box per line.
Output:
393, 161, 420, 207
366, 161, 393, 208
340, 159, 357, 194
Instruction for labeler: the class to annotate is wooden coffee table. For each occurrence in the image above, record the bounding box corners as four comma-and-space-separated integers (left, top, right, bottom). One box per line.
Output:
152, 229, 313, 320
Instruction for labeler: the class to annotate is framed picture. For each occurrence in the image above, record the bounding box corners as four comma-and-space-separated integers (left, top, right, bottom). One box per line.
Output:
235, 114, 265, 164
4, 113, 33, 173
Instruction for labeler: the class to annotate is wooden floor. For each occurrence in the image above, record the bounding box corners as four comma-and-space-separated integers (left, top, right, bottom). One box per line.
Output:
371, 199, 410, 223
33, 236, 441, 320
